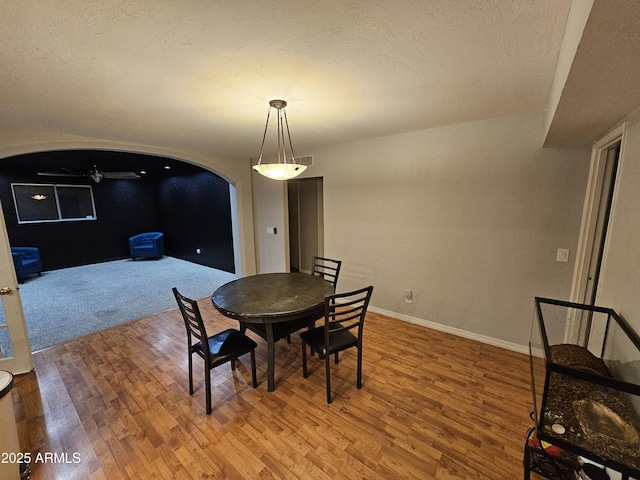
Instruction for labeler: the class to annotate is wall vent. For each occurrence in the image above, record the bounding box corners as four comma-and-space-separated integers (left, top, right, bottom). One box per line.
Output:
295, 155, 313, 166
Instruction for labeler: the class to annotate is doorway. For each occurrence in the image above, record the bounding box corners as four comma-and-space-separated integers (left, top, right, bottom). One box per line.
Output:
570, 124, 625, 307
583, 141, 619, 305
567, 124, 625, 345
288, 177, 324, 273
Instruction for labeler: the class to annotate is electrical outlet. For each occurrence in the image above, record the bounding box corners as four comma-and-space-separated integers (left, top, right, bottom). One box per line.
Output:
405, 289, 413, 303
556, 248, 570, 262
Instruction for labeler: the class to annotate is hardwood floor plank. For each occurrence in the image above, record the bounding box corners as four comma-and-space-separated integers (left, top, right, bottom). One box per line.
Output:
11, 304, 535, 479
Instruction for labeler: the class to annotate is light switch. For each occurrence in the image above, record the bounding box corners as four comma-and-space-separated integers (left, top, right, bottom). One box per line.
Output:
556, 248, 570, 262
266, 227, 277, 235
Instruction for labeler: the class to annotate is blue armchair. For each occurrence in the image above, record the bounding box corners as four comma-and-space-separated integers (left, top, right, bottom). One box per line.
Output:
128, 232, 165, 260
11, 247, 43, 283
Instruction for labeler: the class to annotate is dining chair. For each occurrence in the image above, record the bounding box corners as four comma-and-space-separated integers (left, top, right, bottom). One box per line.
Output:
311, 256, 342, 291
284, 256, 343, 345
306, 256, 343, 358
300, 285, 373, 403
172, 287, 257, 414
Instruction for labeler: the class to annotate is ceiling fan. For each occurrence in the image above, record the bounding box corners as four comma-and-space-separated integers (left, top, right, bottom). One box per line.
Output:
37, 164, 141, 183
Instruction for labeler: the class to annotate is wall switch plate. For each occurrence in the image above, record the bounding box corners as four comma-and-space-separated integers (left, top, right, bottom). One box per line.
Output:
556, 248, 570, 262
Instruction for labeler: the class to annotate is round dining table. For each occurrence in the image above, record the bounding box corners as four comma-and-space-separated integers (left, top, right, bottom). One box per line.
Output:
211, 272, 334, 391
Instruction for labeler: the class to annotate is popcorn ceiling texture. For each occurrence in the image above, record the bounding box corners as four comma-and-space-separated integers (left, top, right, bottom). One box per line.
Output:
0, 0, 571, 156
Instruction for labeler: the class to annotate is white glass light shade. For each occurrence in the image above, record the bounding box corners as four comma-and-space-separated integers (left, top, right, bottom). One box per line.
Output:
253, 99, 308, 181
252, 163, 307, 180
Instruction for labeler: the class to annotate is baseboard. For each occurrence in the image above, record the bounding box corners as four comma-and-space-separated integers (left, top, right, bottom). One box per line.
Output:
368, 306, 531, 355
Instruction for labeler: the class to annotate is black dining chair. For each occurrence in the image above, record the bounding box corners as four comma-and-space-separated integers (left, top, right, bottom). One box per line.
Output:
300, 285, 373, 403
284, 256, 343, 346
306, 256, 343, 359
172, 287, 257, 414
311, 256, 342, 291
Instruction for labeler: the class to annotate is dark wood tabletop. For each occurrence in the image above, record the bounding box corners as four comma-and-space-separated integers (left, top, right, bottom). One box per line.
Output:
211, 272, 335, 392
211, 272, 334, 322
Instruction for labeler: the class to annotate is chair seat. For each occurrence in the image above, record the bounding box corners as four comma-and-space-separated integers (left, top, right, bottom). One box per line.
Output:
300, 326, 358, 358
173, 287, 258, 414
193, 329, 257, 365
300, 285, 373, 403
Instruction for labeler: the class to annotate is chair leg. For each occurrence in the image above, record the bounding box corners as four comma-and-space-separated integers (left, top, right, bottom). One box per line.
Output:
356, 346, 362, 389
334, 352, 339, 364
231, 359, 236, 370
301, 340, 308, 378
205, 364, 212, 415
188, 354, 194, 395
250, 350, 258, 388
325, 352, 332, 404
308, 319, 315, 356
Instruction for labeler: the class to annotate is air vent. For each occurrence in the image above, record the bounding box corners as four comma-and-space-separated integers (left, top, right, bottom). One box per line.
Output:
294, 155, 313, 166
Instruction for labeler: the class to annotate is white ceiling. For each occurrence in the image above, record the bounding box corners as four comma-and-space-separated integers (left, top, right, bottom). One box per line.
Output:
1, 1, 637, 158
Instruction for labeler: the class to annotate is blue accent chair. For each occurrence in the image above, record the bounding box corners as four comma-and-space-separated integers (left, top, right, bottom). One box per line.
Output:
11, 247, 43, 283
128, 232, 165, 260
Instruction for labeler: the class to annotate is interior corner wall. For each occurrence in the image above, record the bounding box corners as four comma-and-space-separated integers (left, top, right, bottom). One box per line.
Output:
281, 111, 591, 349
156, 172, 235, 273
593, 106, 640, 337
251, 170, 288, 273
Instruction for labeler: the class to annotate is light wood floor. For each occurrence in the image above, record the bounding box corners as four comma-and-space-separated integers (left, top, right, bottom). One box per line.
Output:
11, 300, 535, 479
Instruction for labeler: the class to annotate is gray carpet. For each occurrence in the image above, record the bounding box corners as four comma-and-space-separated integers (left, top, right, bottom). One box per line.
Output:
1, 257, 237, 353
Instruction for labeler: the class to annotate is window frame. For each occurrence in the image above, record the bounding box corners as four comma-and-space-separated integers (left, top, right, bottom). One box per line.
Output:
11, 183, 98, 224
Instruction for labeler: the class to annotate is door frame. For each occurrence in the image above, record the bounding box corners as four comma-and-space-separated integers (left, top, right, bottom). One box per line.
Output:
569, 123, 626, 308
0, 199, 34, 374
287, 177, 324, 274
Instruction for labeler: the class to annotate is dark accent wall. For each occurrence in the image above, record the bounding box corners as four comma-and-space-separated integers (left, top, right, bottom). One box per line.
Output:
157, 172, 235, 272
0, 153, 235, 273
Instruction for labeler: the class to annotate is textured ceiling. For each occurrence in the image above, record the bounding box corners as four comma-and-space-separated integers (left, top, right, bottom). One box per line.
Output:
1, 1, 572, 158
543, 0, 640, 146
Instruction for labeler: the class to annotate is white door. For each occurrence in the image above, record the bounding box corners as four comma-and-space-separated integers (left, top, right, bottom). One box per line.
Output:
0, 199, 34, 374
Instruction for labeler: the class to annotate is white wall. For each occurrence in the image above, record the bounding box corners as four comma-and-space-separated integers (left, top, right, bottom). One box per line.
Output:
254, 111, 592, 351
251, 170, 289, 273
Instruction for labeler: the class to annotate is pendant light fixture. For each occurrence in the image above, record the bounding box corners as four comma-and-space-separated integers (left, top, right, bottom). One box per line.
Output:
252, 99, 307, 180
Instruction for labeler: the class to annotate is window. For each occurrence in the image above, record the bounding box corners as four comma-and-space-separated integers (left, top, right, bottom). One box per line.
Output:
11, 183, 97, 224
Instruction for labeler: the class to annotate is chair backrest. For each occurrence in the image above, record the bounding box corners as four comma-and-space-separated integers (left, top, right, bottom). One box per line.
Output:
324, 285, 374, 342
172, 287, 209, 355
312, 256, 342, 291
130, 232, 163, 245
